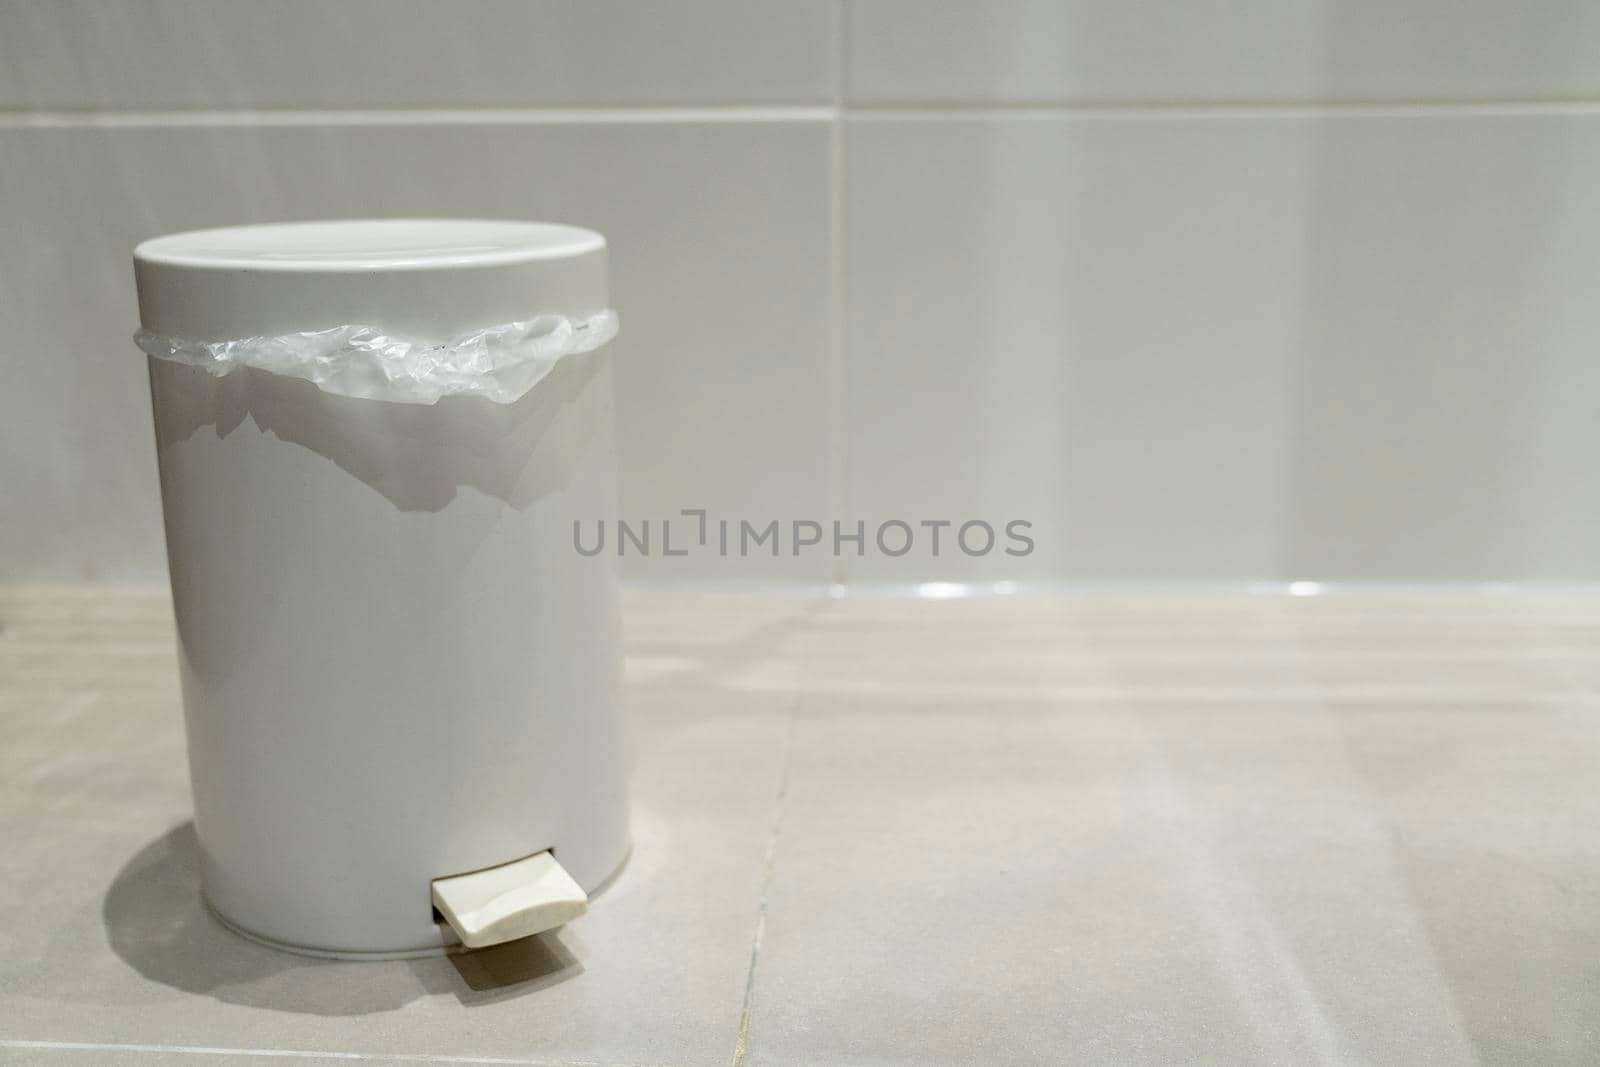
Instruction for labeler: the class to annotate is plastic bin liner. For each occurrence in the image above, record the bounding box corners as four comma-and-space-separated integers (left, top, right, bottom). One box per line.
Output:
135, 309, 618, 405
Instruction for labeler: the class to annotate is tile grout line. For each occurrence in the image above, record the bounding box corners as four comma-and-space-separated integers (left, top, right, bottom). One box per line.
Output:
0, 1038, 675, 1066
729, 698, 800, 1067
0, 106, 837, 128
826, 0, 850, 589
6, 99, 1600, 129
845, 98, 1600, 120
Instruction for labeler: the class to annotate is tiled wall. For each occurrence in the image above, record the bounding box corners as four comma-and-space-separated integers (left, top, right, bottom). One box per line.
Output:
4, 1, 1600, 586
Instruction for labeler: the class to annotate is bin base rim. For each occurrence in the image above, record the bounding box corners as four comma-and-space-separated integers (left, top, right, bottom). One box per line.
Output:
201, 839, 634, 960
205, 899, 463, 960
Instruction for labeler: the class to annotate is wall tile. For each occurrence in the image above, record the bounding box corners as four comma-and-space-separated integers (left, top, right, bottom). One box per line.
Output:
0, 0, 835, 109
846, 1, 1600, 105
843, 113, 1600, 582
0, 119, 833, 582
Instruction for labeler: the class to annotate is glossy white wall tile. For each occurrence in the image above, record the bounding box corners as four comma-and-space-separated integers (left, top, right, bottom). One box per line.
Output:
0, 120, 834, 582
6, 1, 1600, 586
844, 113, 1600, 582
846, 1, 1600, 105
0, 0, 836, 108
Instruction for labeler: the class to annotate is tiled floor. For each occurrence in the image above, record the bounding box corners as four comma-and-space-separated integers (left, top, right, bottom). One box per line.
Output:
2, 587, 1598, 1065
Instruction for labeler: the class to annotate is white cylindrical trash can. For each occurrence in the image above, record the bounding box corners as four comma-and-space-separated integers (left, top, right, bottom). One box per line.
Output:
134, 219, 630, 959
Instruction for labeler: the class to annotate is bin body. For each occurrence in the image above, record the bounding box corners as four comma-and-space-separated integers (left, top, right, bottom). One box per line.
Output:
135, 220, 629, 957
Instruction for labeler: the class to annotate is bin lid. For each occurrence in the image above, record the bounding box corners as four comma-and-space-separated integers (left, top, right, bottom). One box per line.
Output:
134, 219, 609, 345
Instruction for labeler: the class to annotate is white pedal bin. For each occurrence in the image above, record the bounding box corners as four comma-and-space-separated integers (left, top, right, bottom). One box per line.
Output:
134, 219, 629, 959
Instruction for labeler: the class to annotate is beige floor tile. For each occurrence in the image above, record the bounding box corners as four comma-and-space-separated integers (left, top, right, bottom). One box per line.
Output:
6, 588, 1600, 1065
0, 589, 795, 1066
742, 595, 1600, 1065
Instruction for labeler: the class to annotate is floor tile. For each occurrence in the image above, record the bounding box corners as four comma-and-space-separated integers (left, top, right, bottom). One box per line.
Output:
0, 589, 794, 1066
791, 594, 1600, 703
741, 595, 1600, 1065
7, 588, 1600, 1065
0, 1049, 381, 1066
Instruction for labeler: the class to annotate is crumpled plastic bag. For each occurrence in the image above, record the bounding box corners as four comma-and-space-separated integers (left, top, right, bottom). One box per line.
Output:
134, 309, 618, 405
